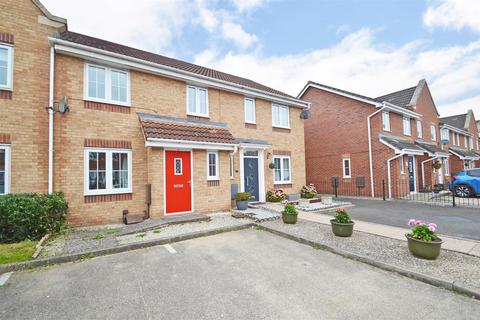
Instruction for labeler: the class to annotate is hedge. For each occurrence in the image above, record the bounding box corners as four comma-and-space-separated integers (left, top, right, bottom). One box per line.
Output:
0, 192, 68, 243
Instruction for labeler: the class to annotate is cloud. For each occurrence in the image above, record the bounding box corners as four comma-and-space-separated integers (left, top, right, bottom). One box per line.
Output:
221, 22, 258, 48
424, 0, 480, 33
195, 28, 480, 119
231, 0, 269, 12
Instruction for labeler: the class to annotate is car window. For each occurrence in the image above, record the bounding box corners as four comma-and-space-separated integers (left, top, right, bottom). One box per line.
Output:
467, 169, 480, 177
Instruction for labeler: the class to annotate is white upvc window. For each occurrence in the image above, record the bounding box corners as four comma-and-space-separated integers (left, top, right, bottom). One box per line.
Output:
444, 158, 450, 176
342, 157, 351, 178
456, 133, 460, 146
464, 135, 468, 148
272, 104, 290, 128
399, 156, 405, 174
416, 120, 423, 138
430, 125, 436, 141
229, 153, 234, 179
84, 148, 132, 196
382, 111, 390, 131
441, 128, 449, 141
469, 137, 474, 150
0, 146, 11, 195
403, 117, 411, 136
84, 63, 130, 106
244, 97, 256, 124
207, 151, 219, 180
187, 85, 209, 117
273, 156, 291, 183
0, 44, 13, 90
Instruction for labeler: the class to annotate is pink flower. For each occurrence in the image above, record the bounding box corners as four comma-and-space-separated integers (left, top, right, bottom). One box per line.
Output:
415, 220, 423, 225
408, 219, 416, 226
428, 225, 436, 232
429, 223, 437, 229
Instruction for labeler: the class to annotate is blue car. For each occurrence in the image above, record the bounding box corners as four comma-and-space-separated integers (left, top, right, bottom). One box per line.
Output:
450, 169, 480, 197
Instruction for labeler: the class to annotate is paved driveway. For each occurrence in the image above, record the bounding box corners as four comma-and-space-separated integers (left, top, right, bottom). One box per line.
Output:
340, 198, 480, 241
1, 230, 479, 320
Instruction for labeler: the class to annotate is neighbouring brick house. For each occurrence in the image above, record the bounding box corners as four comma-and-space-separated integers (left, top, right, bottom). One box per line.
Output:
439, 110, 480, 173
1, 0, 309, 226
299, 79, 450, 198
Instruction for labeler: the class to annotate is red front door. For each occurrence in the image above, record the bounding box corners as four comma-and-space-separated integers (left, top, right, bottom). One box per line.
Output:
165, 151, 192, 214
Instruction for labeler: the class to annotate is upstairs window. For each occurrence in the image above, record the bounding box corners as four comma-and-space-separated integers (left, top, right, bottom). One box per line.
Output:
207, 151, 219, 180
430, 125, 436, 141
416, 120, 423, 138
244, 97, 256, 124
187, 85, 208, 117
382, 111, 390, 131
441, 128, 449, 141
342, 158, 351, 178
273, 156, 291, 183
0, 45, 13, 90
272, 104, 290, 128
0, 146, 10, 195
403, 117, 411, 136
85, 63, 130, 105
464, 135, 468, 148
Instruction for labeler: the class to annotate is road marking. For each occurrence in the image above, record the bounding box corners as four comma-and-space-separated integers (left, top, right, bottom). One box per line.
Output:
164, 244, 177, 254
0, 272, 13, 286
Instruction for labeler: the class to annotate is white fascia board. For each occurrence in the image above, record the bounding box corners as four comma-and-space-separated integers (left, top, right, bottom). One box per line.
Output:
238, 143, 271, 150
145, 138, 236, 151
440, 124, 472, 136
379, 138, 425, 155
51, 39, 308, 109
381, 102, 421, 119
448, 149, 477, 160
298, 83, 381, 107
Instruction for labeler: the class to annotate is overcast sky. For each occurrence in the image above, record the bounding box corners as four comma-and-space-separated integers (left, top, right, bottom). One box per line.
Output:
43, 0, 479, 119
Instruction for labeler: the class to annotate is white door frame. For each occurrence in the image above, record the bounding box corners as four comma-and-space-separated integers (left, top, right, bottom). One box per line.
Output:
163, 148, 194, 215
407, 155, 418, 193
239, 147, 265, 202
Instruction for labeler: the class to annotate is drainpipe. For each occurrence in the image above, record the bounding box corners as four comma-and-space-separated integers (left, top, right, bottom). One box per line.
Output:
387, 152, 405, 199
367, 105, 387, 197
421, 156, 438, 188
48, 46, 55, 194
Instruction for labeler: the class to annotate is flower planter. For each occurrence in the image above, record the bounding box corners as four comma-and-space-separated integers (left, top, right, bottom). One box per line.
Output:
236, 200, 249, 211
282, 213, 298, 224
321, 196, 333, 205
330, 219, 354, 237
405, 234, 443, 260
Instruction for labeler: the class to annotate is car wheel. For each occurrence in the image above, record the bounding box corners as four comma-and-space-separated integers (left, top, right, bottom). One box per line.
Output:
454, 185, 472, 198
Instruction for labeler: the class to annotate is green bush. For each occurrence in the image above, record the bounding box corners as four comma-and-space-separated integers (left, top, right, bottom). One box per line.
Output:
282, 203, 297, 215
334, 208, 351, 223
235, 192, 252, 201
0, 192, 68, 243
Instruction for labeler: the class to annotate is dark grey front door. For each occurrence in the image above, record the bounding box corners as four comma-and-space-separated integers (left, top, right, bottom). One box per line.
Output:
408, 156, 415, 192
244, 157, 259, 202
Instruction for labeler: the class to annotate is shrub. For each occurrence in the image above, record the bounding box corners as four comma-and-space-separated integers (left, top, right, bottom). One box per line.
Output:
334, 208, 351, 223
301, 184, 317, 199
266, 189, 287, 202
0, 192, 68, 243
408, 219, 438, 242
282, 203, 297, 215
235, 192, 252, 202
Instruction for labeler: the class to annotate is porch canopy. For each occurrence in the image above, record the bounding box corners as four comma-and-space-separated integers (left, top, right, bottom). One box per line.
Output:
379, 135, 426, 155
415, 140, 449, 158
448, 146, 480, 161
138, 113, 237, 150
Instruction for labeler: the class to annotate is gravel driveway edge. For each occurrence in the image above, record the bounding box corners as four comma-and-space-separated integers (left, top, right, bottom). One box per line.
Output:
258, 224, 480, 301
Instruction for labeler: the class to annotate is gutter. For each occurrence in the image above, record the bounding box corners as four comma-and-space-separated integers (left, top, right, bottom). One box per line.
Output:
48, 46, 54, 194
387, 152, 405, 199
367, 106, 387, 197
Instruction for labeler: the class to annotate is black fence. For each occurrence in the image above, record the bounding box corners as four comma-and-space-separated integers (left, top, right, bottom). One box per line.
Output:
314, 177, 480, 208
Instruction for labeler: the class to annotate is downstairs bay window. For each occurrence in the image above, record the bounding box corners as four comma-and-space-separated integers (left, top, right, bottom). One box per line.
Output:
0, 146, 10, 194
84, 148, 132, 195
273, 156, 291, 184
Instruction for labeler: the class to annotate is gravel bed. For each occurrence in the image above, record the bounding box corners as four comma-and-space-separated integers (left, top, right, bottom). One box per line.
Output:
117, 213, 251, 245
261, 219, 480, 292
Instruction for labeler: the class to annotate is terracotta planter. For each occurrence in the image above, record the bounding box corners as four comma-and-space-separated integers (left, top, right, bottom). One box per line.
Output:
236, 201, 249, 211
330, 219, 354, 237
282, 213, 298, 224
406, 234, 443, 260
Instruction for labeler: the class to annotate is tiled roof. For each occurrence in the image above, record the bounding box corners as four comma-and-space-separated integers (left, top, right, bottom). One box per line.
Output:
380, 135, 426, 153
415, 140, 448, 156
449, 146, 480, 159
440, 114, 467, 130
375, 86, 417, 110
58, 31, 294, 99
138, 113, 236, 145
304, 81, 379, 104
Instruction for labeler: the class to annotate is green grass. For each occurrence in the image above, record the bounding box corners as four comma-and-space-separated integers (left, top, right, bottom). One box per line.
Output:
136, 232, 147, 238
152, 229, 161, 234
0, 241, 38, 264
106, 229, 120, 235
91, 234, 104, 240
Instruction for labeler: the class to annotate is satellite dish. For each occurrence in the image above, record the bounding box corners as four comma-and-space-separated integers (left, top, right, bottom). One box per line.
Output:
58, 96, 70, 113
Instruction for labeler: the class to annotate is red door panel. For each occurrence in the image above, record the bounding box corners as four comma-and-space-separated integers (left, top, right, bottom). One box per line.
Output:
165, 151, 192, 214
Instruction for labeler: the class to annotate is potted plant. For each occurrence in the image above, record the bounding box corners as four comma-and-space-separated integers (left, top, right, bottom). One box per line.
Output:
235, 192, 251, 210
301, 184, 317, 199
406, 219, 442, 260
268, 162, 276, 169
266, 189, 287, 202
330, 208, 354, 237
432, 184, 444, 194
281, 201, 298, 224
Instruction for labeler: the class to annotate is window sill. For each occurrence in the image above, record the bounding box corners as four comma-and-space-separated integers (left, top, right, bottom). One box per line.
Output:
272, 125, 291, 130
0, 89, 12, 100
84, 193, 132, 203
84, 189, 132, 197
187, 112, 209, 119
274, 181, 292, 185
84, 97, 131, 108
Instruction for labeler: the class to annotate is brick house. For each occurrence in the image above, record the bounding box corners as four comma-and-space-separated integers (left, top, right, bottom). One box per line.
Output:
1, 0, 309, 226
299, 79, 450, 198
439, 110, 480, 173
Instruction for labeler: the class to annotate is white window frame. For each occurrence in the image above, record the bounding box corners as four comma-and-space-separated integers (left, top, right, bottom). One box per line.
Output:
403, 117, 411, 136
456, 133, 460, 146
464, 135, 468, 148
206, 151, 219, 181
444, 158, 450, 176
187, 85, 209, 117
342, 157, 351, 178
382, 111, 390, 131
0, 145, 11, 195
174, 158, 183, 176
400, 156, 405, 174
84, 148, 132, 196
0, 44, 13, 90
229, 153, 234, 179
273, 155, 292, 184
430, 125, 436, 141
441, 128, 449, 141
272, 104, 290, 129
416, 120, 423, 138
84, 63, 131, 106
244, 97, 256, 124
